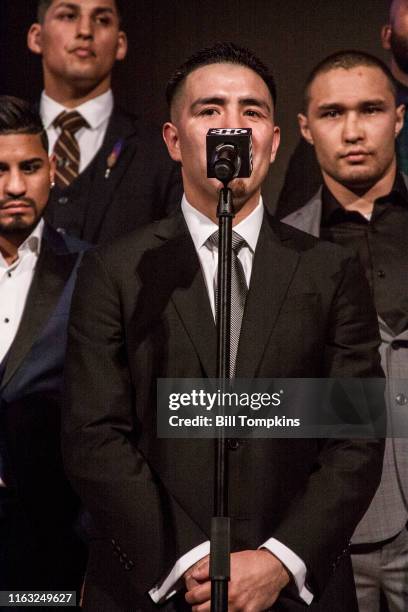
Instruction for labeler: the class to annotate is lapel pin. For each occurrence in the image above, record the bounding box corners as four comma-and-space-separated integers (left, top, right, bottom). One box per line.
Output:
105, 139, 124, 179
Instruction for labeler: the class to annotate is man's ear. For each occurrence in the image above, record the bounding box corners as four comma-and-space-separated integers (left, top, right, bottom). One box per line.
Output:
116, 31, 128, 62
269, 126, 281, 163
298, 113, 314, 145
163, 122, 182, 162
381, 24, 392, 51
49, 153, 56, 186
395, 104, 406, 138
27, 23, 43, 56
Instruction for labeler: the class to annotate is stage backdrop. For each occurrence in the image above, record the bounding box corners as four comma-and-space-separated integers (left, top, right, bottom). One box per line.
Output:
2, 0, 388, 208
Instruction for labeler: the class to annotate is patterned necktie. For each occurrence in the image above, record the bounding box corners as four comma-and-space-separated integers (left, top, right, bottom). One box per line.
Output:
207, 230, 249, 377
53, 110, 89, 188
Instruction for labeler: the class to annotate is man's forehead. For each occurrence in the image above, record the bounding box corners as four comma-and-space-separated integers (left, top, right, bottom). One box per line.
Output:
0, 133, 47, 157
310, 66, 392, 99
47, 0, 118, 13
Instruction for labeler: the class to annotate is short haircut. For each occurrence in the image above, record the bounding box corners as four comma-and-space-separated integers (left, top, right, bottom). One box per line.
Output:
303, 50, 397, 112
36, 0, 124, 24
0, 96, 49, 152
166, 42, 277, 114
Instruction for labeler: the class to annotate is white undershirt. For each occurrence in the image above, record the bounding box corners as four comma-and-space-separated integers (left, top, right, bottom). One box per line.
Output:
149, 196, 312, 606
40, 89, 113, 172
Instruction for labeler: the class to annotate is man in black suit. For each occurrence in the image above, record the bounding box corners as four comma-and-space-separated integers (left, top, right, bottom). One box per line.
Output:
0, 97, 87, 596
276, 0, 408, 219
63, 43, 385, 611
27, 0, 182, 244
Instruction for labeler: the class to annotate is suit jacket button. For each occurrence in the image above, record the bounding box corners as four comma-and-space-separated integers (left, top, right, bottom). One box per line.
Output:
124, 562, 133, 571
227, 439, 240, 450
395, 393, 407, 406
58, 196, 68, 205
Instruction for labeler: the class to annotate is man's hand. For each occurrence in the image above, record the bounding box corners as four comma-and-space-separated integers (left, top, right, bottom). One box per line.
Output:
184, 550, 290, 611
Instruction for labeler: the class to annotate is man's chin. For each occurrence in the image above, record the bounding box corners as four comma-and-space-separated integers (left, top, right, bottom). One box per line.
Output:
0, 218, 38, 237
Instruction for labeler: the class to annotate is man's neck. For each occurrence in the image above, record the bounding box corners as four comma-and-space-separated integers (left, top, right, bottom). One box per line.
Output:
391, 58, 408, 88
0, 234, 29, 266
322, 165, 397, 215
183, 186, 262, 226
43, 73, 111, 108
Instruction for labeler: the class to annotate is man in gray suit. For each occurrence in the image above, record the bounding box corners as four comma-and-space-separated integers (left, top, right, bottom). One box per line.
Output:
283, 50, 408, 612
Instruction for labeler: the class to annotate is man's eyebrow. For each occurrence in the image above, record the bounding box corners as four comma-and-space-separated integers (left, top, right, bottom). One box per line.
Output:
191, 96, 271, 113
52, 2, 114, 13
317, 98, 387, 111
19, 157, 45, 165
239, 97, 271, 113
191, 97, 226, 110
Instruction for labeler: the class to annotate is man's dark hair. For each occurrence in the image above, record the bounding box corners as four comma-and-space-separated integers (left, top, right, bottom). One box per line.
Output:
0, 96, 48, 152
36, 0, 124, 23
303, 49, 397, 112
166, 42, 277, 113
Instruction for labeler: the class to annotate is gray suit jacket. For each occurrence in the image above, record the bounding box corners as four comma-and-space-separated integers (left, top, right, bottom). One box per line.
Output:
283, 184, 408, 543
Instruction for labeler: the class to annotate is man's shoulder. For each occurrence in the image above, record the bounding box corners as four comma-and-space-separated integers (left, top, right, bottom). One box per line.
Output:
83, 213, 185, 268
109, 106, 164, 143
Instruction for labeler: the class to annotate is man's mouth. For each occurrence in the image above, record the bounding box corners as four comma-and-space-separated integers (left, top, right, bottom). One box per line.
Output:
71, 47, 95, 59
341, 149, 370, 162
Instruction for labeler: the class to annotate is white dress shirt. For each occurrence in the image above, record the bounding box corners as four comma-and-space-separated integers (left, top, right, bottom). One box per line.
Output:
149, 196, 312, 605
0, 218, 44, 486
40, 89, 113, 172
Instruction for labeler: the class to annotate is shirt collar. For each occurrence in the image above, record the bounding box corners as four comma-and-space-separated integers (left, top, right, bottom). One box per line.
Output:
0, 218, 44, 269
321, 172, 408, 226
181, 193, 264, 253
40, 89, 114, 131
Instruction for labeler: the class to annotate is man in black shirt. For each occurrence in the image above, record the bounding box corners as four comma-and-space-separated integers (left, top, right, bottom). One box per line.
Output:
283, 50, 408, 612
277, 0, 408, 218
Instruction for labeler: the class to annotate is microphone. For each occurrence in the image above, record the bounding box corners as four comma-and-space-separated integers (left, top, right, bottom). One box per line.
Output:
206, 128, 253, 184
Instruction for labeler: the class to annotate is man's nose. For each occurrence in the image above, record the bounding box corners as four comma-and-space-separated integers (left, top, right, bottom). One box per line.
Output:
343, 112, 364, 142
5, 169, 26, 197
76, 15, 94, 39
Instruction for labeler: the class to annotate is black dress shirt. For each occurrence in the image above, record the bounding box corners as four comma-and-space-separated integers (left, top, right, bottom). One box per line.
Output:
321, 173, 408, 335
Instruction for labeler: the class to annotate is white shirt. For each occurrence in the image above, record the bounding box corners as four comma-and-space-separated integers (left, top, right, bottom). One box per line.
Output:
0, 219, 44, 486
40, 89, 113, 172
149, 196, 313, 605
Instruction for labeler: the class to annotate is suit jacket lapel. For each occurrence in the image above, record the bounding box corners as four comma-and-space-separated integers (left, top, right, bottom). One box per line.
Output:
281, 188, 323, 237
1, 227, 78, 390
82, 108, 139, 242
147, 214, 217, 378
236, 213, 300, 378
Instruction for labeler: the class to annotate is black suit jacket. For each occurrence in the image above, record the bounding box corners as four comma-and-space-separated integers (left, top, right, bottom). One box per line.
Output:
63, 211, 384, 611
0, 223, 88, 592
45, 106, 183, 244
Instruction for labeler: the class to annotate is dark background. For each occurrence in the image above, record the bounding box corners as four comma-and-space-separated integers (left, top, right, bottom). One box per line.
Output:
2, 0, 389, 206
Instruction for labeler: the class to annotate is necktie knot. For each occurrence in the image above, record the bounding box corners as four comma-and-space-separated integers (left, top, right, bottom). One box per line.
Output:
207, 230, 247, 254
53, 110, 89, 134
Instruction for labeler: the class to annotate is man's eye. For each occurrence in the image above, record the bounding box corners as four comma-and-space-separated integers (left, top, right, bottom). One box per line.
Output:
244, 109, 261, 118
21, 163, 40, 174
198, 109, 218, 116
95, 16, 111, 25
57, 12, 76, 21
322, 110, 340, 118
365, 106, 381, 115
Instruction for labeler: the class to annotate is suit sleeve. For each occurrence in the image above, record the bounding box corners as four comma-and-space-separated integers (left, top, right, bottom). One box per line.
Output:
271, 253, 385, 595
62, 249, 207, 595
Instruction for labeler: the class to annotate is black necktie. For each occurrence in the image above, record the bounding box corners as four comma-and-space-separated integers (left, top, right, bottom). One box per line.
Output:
207, 230, 249, 377
53, 110, 89, 188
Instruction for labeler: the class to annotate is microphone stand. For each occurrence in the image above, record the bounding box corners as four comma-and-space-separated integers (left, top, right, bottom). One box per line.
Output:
210, 183, 235, 612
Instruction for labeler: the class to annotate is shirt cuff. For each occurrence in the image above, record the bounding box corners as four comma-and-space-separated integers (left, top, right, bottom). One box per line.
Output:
149, 541, 210, 604
260, 538, 313, 605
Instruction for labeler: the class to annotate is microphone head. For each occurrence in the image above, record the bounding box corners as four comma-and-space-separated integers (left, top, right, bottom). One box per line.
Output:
206, 128, 253, 185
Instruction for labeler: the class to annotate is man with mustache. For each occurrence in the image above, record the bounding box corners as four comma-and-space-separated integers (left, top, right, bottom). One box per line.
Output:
0, 96, 87, 597
63, 43, 384, 611
27, 0, 182, 244
283, 50, 408, 612
277, 0, 408, 219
